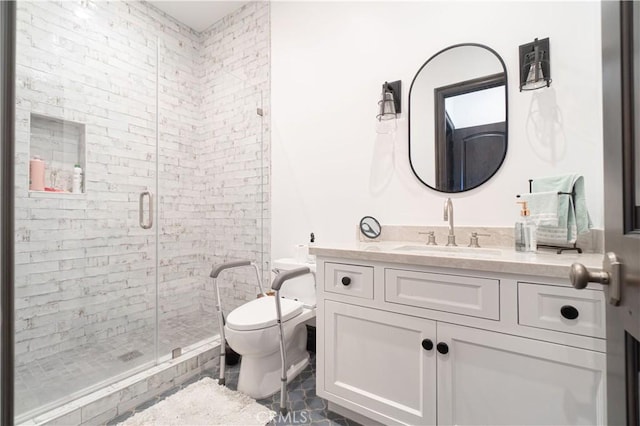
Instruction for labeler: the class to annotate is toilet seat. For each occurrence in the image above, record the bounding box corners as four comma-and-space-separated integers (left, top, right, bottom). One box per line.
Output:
226, 297, 303, 331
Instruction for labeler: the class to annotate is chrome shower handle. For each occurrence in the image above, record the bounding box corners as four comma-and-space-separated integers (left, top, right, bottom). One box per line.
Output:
139, 191, 153, 229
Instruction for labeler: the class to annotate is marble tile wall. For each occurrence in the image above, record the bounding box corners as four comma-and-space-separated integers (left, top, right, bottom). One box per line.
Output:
14, 0, 270, 364
199, 1, 271, 314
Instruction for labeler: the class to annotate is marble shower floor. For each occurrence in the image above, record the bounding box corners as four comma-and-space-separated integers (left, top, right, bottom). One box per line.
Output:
15, 310, 216, 418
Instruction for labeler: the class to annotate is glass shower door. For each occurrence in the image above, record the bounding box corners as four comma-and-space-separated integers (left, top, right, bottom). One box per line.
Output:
156, 31, 269, 358
14, 1, 158, 420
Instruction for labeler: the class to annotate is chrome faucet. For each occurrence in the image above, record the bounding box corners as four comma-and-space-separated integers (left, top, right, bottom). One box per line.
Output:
443, 198, 457, 246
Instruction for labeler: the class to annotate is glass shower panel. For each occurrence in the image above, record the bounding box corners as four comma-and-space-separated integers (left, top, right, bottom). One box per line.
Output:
14, 1, 158, 419
157, 31, 268, 355
156, 36, 215, 357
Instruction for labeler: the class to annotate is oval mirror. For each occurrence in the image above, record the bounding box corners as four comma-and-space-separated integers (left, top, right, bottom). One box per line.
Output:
409, 44, 508, 193
359, 216, 381, 239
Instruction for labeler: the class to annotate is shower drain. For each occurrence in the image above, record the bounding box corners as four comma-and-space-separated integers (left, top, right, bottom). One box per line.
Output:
118, 350, 143, 362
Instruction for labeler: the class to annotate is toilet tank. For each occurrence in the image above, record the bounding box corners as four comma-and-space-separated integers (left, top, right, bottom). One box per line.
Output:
272, 258, 316, 308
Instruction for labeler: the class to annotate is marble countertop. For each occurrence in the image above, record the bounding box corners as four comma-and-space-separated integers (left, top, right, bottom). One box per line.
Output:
309, 241, 604, 280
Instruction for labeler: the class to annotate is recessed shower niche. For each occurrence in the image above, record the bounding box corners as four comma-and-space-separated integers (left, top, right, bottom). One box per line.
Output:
29, 113, 86, 194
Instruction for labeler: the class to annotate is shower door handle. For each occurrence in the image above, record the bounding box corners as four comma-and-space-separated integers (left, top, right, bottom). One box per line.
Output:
139, 191, 153, 229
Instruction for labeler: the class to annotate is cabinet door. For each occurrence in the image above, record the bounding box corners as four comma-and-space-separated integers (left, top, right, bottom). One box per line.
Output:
437, 323, 606, 425
324, 301, 437, 425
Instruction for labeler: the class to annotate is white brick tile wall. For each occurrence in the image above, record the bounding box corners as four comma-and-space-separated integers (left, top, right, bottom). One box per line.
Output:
199, 1, 270, 314
15, 0, 270, 370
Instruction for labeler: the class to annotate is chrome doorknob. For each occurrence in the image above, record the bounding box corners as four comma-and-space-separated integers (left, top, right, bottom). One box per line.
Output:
570, 263, 610, 289
569, 252, 622, 306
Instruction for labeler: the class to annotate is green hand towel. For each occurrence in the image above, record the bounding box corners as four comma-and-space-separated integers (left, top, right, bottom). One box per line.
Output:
532, 174, 592, 244
521, 191, 559, 227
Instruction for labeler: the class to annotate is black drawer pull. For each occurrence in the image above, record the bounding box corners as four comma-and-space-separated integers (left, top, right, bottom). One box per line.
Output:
421, 339, 433, 351
341, 276, 351, 286
436, 342, 449, 354
560, 305, 579, 320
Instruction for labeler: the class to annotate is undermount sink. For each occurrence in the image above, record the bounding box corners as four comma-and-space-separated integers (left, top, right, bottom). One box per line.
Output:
392, 244, 503, 258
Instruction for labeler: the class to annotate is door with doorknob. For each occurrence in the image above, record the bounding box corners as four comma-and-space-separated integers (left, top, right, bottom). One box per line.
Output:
569, 2, 640, 424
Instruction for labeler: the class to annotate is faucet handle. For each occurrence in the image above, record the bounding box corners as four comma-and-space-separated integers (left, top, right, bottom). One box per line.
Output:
468, 232, 491, 248
418, 231, 438, 245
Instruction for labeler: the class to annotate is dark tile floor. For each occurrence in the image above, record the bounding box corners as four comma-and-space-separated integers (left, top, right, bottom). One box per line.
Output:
110, 352, 362, 426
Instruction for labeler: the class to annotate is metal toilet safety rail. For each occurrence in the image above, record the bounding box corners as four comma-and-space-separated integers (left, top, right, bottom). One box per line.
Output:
210, 261, 312, 414
209, 260, 266, 385
270, 266, 312, 414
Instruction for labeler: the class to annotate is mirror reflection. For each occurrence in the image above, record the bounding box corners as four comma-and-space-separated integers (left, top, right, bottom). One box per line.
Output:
409, 44, 508, 193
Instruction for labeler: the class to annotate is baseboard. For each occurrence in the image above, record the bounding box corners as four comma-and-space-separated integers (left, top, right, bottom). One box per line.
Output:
327, 401, 383, 426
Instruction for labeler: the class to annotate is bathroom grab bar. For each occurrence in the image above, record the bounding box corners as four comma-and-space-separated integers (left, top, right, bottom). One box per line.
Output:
271, 267, 311, 291
210, 260, 251, 278
272, 266, 311, 414
139, 191, 153, 229
210, 260, 266, 386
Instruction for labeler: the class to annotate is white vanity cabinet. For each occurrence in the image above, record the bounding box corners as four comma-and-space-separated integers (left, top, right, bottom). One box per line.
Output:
316, 258, 606, 426
437, 323, 605, 425
324, 301, 437, 425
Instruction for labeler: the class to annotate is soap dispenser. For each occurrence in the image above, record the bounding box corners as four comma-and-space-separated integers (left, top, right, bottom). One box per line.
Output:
515, 201, 537, 252
307, 232, 316, 263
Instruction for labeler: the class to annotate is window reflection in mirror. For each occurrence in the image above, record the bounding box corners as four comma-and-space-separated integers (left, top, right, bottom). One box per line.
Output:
436, 75, 506, 192
409, 44, 508, 193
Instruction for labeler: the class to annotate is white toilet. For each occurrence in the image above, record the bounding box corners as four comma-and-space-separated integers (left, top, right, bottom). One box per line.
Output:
224, 258, 316, 399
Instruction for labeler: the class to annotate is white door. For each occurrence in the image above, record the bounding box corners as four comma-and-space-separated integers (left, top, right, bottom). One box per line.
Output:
437, 322, 606, 425
324, 301, 436, 425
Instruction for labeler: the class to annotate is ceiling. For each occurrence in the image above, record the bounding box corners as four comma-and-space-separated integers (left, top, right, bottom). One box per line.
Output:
148, 1, 248, 32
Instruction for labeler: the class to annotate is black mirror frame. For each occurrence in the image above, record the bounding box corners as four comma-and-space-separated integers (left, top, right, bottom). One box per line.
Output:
408, 43, 509, 193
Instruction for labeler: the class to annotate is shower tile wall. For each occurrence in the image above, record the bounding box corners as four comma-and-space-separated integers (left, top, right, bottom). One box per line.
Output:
155, 8, 208, 340
199, 1, 271, 314
15, 0, 165, 366
14, 0, 270, 416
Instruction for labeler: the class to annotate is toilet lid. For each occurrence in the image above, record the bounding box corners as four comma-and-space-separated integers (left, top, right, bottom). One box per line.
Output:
226, 297, 303, 331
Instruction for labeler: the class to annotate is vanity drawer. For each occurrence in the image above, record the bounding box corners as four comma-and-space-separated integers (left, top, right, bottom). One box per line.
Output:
518, 282, 605, 338
385, 269, 500, 320
324, 262, 374, 299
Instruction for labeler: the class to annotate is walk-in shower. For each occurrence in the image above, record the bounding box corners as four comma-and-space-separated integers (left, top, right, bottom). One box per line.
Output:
10, 1, 270, 423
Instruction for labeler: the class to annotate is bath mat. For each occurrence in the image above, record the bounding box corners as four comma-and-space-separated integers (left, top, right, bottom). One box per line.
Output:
119, 377, 275, 426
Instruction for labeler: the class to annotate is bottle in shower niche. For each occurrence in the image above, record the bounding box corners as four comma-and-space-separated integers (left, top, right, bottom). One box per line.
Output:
72, 164, 83, 194
29, 156, 45, 191
515, 201, 537, 252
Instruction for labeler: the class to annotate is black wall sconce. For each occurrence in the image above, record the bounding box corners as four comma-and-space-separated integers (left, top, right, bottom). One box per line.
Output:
377, 80, 401, 121
519, 38, 551, 91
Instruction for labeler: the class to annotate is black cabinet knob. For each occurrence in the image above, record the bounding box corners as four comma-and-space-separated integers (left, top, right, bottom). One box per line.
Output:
560, 305, 579, 320
421, 339, 433, 351
436, 342, 449, 354
341, 276, 351, 286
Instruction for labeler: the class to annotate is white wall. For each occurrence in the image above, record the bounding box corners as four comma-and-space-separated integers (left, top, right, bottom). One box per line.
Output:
271, 1, 603, 258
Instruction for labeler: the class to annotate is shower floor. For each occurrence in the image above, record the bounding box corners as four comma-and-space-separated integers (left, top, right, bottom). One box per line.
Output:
15, 310, 217, 418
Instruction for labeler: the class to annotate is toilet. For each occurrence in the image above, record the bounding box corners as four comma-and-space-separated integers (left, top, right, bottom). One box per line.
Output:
224, 258, 316, 399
